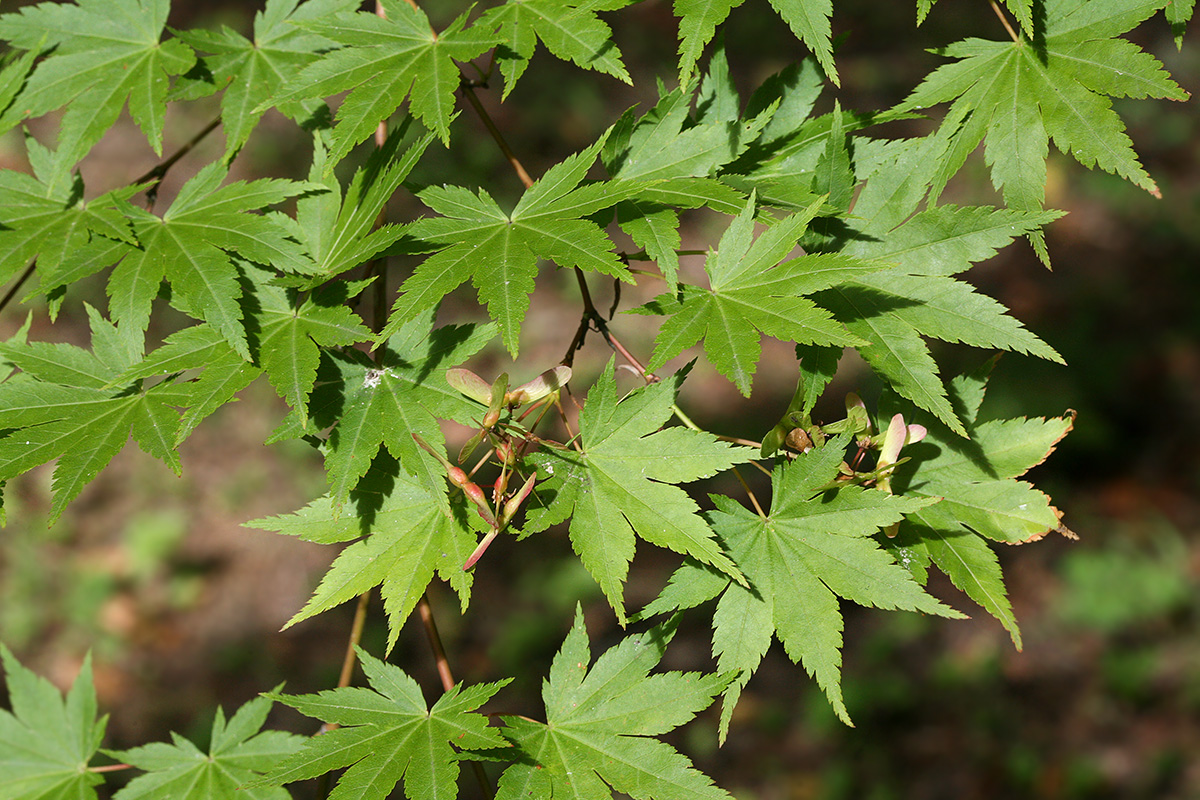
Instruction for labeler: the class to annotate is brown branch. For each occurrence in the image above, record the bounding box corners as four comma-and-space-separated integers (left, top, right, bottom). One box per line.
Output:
0, 259, 36, 315
460, 85, 535, 190
134, 116, 222, 209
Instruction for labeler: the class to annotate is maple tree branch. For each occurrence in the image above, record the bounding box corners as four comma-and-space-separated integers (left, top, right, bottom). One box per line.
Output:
989, 0, 1021, 43
0, 259, 36, 315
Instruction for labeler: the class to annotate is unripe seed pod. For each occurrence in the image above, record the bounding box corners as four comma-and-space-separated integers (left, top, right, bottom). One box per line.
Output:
447, 466, 470, 487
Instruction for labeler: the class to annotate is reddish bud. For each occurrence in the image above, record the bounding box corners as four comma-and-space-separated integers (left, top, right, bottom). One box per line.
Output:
447, 466, 470, 487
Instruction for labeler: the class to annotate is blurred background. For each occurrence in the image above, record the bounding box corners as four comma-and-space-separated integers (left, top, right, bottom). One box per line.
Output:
0, 1, 1197, 798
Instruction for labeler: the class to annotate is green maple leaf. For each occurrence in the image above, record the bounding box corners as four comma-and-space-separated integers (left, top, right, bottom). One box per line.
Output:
383, 135, 638, 354
640, 195, 876, 396
896, 0, 1188, 261
107, 163, 315, 358
248, 455, 481, 647
643, 435, 964, 733
880, 363, 1074, 648
0, 645, 106, 800
108, 694, 303, 800
172, 0, 361, 159
120, 323, 261, 445
279, 128, 433, 285
601, 45, 772, 287
525, 360, 751, 623
0, 0, 194, 174
0, 306, 182, 523
257, 648, 510, 800
494, 607, 733, 800
266, 0, 496, 159
478, 0, 632, 97
675, 0, 836, 86
309, 313, 495, 508
235, 264, 373, 421
817, 199, 1065, 436
0, 134, 136, 287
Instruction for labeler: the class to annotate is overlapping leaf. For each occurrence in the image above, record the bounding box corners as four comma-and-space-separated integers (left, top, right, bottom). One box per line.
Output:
109, 695, 302, 800
0, 306, 181, 523
248, 456, 481, 647
639, 195, 876, 395
172, 0, 361, 158
494, 607, 732, 800
258, 648, 509, 800
266, 0, 497, 158
897, 0, 1188, 261
0, 135, 135, 287
0, 646, 105, 800
0, 0, 194, 174
478, 0, 632, 96
308, 314, 495, 508
880, 365, 1074, 647
108, 163, 315, 358
643, 436, 963, 733
384, 136, 638, 353
675, 0, 837, 86
524, 361, 751, 622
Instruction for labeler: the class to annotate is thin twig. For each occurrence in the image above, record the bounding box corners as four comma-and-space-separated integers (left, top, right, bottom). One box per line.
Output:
460, 86, 535, 189
0, 260, 36, 315
731, 467, 768, 520
989, 0, 1020, 43
134, 116, 222, 209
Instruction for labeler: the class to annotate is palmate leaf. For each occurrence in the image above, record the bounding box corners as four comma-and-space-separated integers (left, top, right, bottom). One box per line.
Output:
172, 0, 361, 159
675, 0, 836, 86
897, 0, 1188, 261
643, 436, 963, 734
309, 313, 495, 509
494, 607, 733, 800
0, 646, 105, 800
0, 306, 182, 523
601, 44, 770, 287
258, 648, 509, 800
384, 135, 639, 354
280, 128, 434, 285
108, 163, 316, 359
818, 199, 1065, 436
880, 365, 1074, 647
249, 454, 480, 647
0, 135, 136, 288
525, 360, 752, 623
109, 695, 303, 800
266, 0, 497, 159
641, 195, 876, 396
478, 0, 633, 97
0, 0, 193, 176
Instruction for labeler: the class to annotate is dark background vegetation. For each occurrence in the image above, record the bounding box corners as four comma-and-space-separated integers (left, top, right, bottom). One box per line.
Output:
1, 1, 1197, 798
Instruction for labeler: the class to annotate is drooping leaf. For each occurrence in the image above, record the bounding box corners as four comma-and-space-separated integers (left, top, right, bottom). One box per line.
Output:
257, 648, 510, 800
674, 0, 837, 86
494, 607, 733, 800
896, 0, 1188, 261
384, 136, 639, 354
0, 0, 194, 174
478, 0, 632, 97
266, 0, 497, 157
0, 645, 105, 800
881, 369, 1074, 645
282, 128, 434, 284
641, 195, 876, 395
109, 694, 303, 800
247, 454, 481, 648
524, 360, 752, 622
